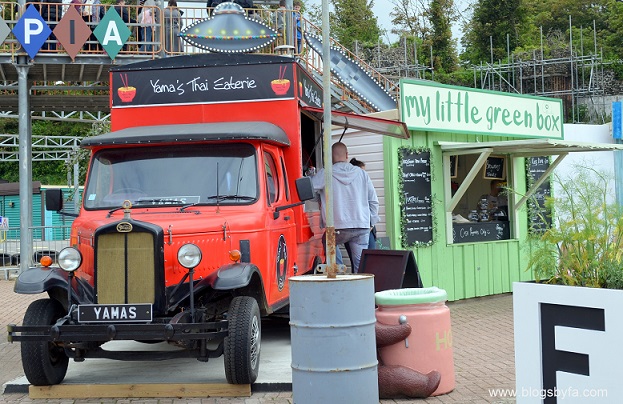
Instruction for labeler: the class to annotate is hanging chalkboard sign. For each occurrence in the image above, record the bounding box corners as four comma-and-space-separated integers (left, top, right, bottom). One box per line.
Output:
526, 156, 552, 233
400, 148, 433, 246
483, 156, 505, 179
450, 155, 458, 178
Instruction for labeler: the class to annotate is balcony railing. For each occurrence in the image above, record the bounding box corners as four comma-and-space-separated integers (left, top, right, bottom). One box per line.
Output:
1, 2, 397, 113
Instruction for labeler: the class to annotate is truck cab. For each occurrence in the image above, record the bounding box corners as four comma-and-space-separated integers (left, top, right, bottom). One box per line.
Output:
8, 53, 394, 386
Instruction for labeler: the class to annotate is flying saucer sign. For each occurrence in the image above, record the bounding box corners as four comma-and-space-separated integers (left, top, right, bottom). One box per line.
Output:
180, 2, 277, 53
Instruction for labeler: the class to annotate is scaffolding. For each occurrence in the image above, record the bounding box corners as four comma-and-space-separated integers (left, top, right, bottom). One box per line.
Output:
356, 20, 613, 125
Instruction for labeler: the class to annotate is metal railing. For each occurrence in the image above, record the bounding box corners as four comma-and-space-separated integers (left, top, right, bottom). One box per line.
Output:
1, 3, 305, 58
0, 2, 396, 113
0, 226, 71, 273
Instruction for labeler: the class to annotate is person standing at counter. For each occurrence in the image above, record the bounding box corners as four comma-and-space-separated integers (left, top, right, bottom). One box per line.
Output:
479, 179, 508, 215
312, 143, 380, 273
349, 158, 377, 250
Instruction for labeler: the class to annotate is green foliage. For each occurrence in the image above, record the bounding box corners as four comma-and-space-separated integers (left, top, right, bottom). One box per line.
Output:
525, 165, 623, 288
330, 0, 382, 49
0, 119, 109, 186
461, 0, 526, 64
389, 0, 427, 40
425, 0, 457, 73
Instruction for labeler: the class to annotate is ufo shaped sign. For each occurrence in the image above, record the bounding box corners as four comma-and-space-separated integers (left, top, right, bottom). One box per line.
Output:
180, 2, 277, 53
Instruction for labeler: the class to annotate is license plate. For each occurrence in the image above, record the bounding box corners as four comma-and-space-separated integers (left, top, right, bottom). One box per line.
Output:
78, 304, 153, 323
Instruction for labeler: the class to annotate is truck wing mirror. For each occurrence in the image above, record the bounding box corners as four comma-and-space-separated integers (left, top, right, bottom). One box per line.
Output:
273, 177, 316, 219
45, 189, 79, 217
295, 177, 315, 201
45, 189, 64, 212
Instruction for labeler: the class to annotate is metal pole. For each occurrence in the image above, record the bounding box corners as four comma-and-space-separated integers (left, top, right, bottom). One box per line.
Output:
570, 15, 575, 123
17, 55, 32, 273
74, 159, 80, 213
321, 0, 336, 278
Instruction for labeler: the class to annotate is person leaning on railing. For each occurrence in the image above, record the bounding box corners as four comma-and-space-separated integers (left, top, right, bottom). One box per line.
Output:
34, 0, 62, 50
138, 0, 156, 52
274, 0, 286, 47
164, 0, 182, 53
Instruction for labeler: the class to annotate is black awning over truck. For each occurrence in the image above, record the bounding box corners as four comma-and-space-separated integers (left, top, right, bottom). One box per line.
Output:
81, 122, 290, 147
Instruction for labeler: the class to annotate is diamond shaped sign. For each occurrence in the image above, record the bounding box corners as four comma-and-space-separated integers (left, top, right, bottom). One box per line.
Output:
93, 8, 132, 60
54, 6, 92, 61
12, 4, 52, 59
0, 18, 11, 45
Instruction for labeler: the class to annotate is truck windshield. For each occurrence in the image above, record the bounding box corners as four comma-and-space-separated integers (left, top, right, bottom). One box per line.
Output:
83, 144, 258, 209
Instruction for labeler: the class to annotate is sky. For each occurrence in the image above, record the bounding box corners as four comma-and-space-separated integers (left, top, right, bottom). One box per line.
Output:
305, 0, 471, 46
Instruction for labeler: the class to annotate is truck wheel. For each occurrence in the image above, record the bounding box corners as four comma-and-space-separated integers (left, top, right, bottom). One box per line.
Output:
21, 299, 69, 386
224, 296, 261, 384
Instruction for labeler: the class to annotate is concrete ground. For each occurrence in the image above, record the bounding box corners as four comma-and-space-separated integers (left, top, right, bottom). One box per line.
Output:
0, 279, 515, 403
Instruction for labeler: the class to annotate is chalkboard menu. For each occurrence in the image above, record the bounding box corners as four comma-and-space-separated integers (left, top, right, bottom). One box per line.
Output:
484, 156, 505, 179
527, 156, 552, 232
400, 149, 433, 246
453, 222, 510, 243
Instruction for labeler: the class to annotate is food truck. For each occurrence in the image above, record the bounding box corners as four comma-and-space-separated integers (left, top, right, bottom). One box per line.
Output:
6, 53, 408, 386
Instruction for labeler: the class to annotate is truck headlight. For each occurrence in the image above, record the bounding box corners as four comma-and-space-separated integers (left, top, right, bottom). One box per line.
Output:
58, 247, 82, 272
178, 244, 202, 269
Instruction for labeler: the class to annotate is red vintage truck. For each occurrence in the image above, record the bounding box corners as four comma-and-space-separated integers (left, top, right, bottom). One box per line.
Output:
7, 53, 401, 386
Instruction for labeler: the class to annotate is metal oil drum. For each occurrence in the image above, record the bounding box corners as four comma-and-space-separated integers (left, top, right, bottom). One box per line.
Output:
290, 274, 378, 404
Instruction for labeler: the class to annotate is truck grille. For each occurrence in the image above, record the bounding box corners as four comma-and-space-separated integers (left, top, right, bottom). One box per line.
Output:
96, 232, 156, 304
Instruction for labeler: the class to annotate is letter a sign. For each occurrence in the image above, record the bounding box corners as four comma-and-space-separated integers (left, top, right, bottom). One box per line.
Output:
93, 8, 132, 60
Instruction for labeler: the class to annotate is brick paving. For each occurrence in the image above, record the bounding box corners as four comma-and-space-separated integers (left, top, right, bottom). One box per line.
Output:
0, 279, 516, 403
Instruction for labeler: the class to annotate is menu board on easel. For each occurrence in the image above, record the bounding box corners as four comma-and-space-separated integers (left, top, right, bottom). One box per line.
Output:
400, 149, 433, 246
526, 156, 552, 232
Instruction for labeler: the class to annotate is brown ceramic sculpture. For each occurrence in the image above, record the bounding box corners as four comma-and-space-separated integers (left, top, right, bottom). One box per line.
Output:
376, 322, 442, 399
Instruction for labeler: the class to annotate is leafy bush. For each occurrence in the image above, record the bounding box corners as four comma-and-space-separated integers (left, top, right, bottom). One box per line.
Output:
526, 164, 623, 288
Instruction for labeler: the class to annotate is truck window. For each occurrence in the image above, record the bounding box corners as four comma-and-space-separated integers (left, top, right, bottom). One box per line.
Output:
84, 144, 258, 209
264, 152, 279, 205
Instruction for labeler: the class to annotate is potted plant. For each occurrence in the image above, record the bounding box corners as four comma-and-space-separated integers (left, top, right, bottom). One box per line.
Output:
525, 163, 623, 288
514, 163, 623, 403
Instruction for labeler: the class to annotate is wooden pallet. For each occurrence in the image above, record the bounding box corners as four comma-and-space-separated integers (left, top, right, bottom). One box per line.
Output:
29, 383, 251, 398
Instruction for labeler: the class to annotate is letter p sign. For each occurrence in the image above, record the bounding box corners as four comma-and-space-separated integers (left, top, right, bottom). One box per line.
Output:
12, 5, 52, 58
25, 19, 44, 43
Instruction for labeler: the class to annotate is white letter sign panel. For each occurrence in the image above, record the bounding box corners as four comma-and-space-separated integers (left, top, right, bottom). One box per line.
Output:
514, 282, 618, 403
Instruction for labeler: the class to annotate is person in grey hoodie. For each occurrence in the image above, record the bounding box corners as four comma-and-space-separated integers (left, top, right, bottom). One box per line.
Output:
311, 142, 380, 273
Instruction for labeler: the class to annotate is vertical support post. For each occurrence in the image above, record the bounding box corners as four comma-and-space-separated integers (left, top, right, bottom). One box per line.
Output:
321, 0, 336, 278
17, 55, 32, 273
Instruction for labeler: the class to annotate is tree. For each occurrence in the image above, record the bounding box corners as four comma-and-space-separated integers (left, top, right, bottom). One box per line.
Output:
425, 0, 458, 72
389, 0, 428, 40
330, 0, 382, 50
461, 0, 526, 64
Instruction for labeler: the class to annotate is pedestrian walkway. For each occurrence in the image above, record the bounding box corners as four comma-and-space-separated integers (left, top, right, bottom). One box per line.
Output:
0, 279, 516, 403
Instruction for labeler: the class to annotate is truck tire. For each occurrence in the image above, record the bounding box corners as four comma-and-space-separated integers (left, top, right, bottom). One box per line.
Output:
21, 299, 69, 386
224, 296, 261, 384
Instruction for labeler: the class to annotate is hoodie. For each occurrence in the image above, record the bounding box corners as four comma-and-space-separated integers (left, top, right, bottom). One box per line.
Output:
311, 161, 380, 230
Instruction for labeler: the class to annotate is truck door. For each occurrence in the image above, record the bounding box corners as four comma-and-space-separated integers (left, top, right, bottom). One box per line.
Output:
263, 146, 296, 306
